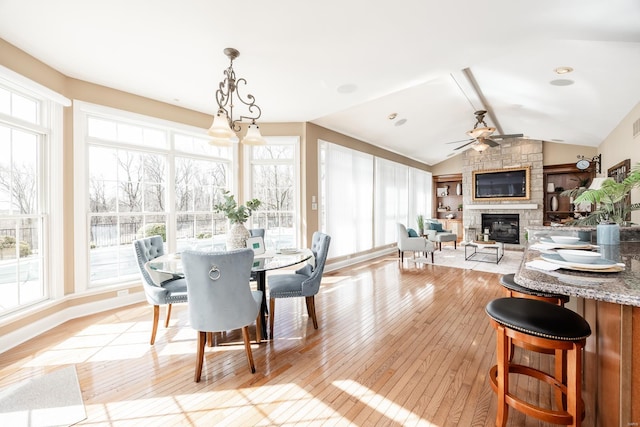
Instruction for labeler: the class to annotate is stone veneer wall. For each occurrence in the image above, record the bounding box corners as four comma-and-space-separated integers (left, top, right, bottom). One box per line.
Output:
462, 139, 544, 249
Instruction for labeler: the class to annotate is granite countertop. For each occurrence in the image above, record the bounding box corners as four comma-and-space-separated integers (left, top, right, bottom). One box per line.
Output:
515, 241, 640, 307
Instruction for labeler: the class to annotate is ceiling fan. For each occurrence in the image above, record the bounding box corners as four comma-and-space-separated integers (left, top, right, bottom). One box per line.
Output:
447, 110, 523, 152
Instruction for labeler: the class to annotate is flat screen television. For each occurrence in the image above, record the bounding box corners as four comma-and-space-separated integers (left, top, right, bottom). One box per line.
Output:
472, 167, 530, 201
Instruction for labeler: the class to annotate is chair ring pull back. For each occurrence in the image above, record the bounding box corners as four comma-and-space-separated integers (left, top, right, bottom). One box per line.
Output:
208, 265, 221, 281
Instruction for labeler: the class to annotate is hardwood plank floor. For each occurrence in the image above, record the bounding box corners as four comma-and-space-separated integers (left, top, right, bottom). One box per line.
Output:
1, 255, 560, 426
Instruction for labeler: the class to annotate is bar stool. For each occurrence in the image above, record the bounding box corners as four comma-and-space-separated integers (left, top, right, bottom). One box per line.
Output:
486, 297, 591, 426
500, 273, 569, 306
500, 273, 570, 361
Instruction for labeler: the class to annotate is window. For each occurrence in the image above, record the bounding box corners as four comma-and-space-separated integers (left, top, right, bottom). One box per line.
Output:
320, 141, 374, 258
0, 80, 62, 316
320, 140, 432, 259
245, 137, 299, 250
75, 102, 234, 288
374, 158, 408, 246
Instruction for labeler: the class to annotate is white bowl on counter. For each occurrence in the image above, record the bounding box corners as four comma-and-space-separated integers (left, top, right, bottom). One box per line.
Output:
549, 235, 580, 244
556, 249, 601, 264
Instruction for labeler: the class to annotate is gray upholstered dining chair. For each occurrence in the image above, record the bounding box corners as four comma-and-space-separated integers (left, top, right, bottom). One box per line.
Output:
181, 248, 262, 382
133, 235, 188, 345
267, 231, 331, 338
248, 228, 265, 282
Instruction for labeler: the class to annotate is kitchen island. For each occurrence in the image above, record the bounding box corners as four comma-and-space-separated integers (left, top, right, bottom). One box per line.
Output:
516, 227, 640, 427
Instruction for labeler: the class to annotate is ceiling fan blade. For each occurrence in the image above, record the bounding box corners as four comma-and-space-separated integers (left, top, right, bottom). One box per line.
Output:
446, 138, 474, 145
454, 140, 476, 150
492, 133, 524, 139
484, 138, 500, 147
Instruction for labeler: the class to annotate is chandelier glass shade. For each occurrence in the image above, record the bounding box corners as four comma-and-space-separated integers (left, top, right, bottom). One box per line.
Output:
207, 47, 265, 145
466, 126, 496, 139
471, 140, 490, 152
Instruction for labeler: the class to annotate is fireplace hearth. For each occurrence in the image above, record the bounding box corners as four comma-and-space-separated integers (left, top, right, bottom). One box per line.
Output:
481, 214, 520, 244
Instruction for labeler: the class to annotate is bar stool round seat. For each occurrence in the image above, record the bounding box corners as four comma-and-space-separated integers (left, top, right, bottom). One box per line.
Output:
486, 297, 591, 426
500, 273, 569, 305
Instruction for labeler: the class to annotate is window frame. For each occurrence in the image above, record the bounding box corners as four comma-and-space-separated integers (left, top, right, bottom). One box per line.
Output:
73, 101, 236, 291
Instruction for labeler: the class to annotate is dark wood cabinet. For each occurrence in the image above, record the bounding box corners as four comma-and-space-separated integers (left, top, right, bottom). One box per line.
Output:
433, 173, 463, 218
433, 173, 463, 242
543, 163, 595, 225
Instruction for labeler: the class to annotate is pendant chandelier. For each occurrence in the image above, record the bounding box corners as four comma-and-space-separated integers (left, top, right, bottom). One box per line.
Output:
208, 47, 266, 146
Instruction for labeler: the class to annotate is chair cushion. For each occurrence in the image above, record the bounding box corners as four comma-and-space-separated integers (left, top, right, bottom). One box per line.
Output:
429, 222, 443, 232
434, 232, 456, 242
407, 228, 418, 237
268, 273, 308, 298
486, 297, 591, 341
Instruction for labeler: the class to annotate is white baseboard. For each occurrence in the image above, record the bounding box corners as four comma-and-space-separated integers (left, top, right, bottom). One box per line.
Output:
325, 247, 396, 272
0, 292, 145, 355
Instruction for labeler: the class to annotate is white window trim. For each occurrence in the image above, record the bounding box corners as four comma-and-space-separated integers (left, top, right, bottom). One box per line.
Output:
73, 100, 235, 290
243, 136, 301, 247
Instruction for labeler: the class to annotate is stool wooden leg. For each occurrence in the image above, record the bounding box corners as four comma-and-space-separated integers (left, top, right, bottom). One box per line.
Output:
554, 348, 566, 412
496, 324, 509, 427
567, 344, 581, 427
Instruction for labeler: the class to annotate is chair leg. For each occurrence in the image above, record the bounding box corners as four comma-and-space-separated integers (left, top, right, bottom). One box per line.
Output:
306, 296, 318, 329
207, 332, 214, 347
255, 314, 262, 344
195, 331, 206, 382
269, 298, 275, 338
150, 305, 160, 345
430, 252, 434, 263
165, 303, 172, 328
496, 324, 509, 427
454, 241, 457, 250
242, 326, 256, 374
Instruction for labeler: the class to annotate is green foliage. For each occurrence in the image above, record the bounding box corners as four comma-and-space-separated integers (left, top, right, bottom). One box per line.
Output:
416, 214, 424, 234
569, 162, 640, 225
138, 223, 166, 241
213, 191, 262, 224
0, 236, 32, 258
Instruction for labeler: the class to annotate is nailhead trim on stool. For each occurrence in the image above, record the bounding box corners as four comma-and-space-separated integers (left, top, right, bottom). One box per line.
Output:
486, 297, 591, 426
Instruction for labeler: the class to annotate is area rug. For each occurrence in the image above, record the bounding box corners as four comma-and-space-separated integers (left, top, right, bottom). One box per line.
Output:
409, 244, 524, 275
0, 365, 86, 427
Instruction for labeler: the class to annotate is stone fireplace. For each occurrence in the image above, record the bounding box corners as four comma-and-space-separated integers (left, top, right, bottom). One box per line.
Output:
482, 213, 520, 244
461, 139, 544, 248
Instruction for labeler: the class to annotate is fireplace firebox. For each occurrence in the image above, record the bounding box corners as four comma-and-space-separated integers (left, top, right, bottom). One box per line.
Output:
481, 214, 520, 244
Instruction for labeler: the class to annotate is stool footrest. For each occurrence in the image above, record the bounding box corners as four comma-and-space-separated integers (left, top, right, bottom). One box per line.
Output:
490, 364, 582, 425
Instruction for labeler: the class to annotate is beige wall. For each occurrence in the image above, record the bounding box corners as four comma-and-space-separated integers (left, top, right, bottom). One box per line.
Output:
542, 142, 597, 166
0, 39, 427, 339
598, 101, 640, 224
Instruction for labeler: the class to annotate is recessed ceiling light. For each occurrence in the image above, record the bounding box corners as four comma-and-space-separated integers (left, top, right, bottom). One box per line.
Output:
388, 113, 398, 120
550, 79, 574, 86
551, 138, 564, 142
554, 66, 574, 75
395, 119, 407, 127
337, 84, 357, 94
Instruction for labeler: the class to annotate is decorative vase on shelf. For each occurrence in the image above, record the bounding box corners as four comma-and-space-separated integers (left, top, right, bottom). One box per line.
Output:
226, 223, 250, 250
550, 195, 559, 211
456, 182, 462, 196
547, 182, 555, 193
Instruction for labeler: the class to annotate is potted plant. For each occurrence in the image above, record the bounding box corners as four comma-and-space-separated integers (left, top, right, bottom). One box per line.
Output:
416, 214, 424, 235
213, 190, 262, 250
568, 162, 640, 227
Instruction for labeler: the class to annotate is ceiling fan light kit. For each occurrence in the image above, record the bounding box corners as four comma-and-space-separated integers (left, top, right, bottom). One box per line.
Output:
447, 110, 523, 152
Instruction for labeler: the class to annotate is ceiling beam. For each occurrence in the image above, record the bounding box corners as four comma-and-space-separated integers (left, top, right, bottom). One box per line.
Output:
462, 67, 504, 136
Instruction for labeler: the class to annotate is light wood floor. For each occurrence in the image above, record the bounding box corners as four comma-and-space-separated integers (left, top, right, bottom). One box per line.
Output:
1, 255, 560, 426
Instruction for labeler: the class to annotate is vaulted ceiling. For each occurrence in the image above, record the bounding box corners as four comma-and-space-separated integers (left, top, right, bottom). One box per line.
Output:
1, 0, 639, 165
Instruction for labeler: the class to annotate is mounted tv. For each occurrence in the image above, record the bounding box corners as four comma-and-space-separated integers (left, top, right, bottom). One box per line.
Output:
472, 167, 530, 201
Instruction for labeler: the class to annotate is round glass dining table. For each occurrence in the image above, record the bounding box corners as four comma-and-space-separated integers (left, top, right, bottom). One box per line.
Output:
148, 248, 313, 339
